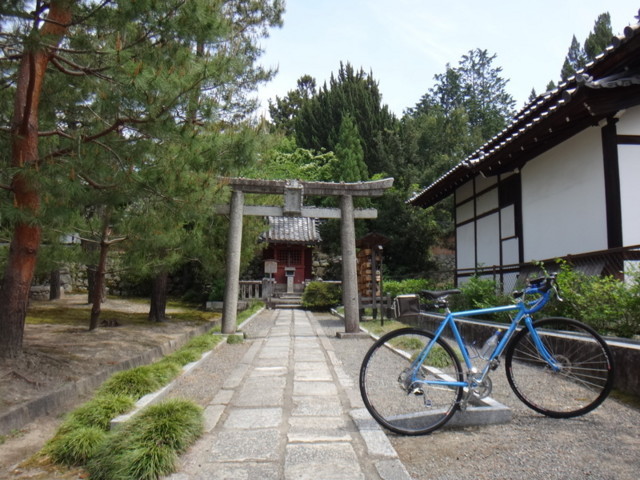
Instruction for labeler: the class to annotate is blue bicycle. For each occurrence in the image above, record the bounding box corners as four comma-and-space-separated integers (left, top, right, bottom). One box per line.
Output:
359, 276, 615, 435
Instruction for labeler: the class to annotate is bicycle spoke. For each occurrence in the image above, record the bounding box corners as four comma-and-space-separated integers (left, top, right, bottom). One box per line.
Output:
360, 328, 463, 435
506, 318, 614, 418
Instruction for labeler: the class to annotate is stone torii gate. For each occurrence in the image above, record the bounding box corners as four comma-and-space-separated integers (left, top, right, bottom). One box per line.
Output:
216, 177, 394, 334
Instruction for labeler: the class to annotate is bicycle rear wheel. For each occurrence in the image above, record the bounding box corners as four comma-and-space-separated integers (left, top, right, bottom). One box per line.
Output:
359, 328, 463, 435
505, 317, 614, 418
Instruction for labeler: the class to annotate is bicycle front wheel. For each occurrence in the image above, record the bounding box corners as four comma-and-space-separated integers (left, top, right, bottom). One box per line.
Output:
359, 328, 463, 435
505, 317, 614, 418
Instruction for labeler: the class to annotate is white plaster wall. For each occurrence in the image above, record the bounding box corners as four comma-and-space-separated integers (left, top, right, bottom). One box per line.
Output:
619, 144, 640, 245
456, 181, 474, 203
500, 205, 515, 238
502, 237, 519, 265
456, 222, 475, 269
615, 106, 640, 135
521, 127, 607, 260
476, 213, 500, 266
476, 189, 498, 215
475, 174, 497, 192
456, 200, 474, 223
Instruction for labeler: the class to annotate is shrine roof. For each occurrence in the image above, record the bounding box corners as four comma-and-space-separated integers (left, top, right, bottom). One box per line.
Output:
261, 216, 321, 245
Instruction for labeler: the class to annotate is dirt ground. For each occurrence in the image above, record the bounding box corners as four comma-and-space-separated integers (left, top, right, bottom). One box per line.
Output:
0, 295, 218, 478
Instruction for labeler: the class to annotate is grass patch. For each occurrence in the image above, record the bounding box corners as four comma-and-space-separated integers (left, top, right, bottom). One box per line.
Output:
39, 302, 225, 476
361, 320, 407, 337
46, 426, 107, 466
26, 297, 218, 326
210, 301, 264, 333
61, 394, 135, 432
184, 333, 220, 351
87, 400, 203, 480
238, 301, 263, 324
97, 363, 181, 399
226, 333, 244, 344
161, 348, 201, 365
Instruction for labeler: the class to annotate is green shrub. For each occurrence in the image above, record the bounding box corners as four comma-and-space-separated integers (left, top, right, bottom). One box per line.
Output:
449, 275, 512, 322
88, 400, 203, 480
383, 278, 434, 298
549, 260, 640, 338
302, 281, 341, 310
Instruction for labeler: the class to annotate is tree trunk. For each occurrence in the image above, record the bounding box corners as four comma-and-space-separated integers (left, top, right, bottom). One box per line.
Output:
0, 3, 72, 359
49, 270, 61, 300
89, 240, 110, 331
148, 271, 169, 322
88, 207, 115, 331
86, 265, 105, 305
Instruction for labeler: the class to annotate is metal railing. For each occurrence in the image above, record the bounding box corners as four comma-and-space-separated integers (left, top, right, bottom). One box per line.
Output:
450, 244, 640, 292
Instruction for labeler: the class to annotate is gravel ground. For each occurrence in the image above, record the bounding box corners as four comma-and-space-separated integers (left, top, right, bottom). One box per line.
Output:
162, 310, 640, 480
315, 314, 640, 480
163, 311, 274, 406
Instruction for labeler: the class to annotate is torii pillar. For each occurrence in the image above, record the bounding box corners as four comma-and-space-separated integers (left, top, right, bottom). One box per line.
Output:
340, 194, 359, 333
217, 177, 394, 334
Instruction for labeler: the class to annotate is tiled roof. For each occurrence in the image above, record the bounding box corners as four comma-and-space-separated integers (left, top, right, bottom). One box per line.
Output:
261, 216, 321, 245
409, 22, 640, 208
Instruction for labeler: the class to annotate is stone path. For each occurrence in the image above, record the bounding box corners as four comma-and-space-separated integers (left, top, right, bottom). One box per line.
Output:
166, 308, 411, 480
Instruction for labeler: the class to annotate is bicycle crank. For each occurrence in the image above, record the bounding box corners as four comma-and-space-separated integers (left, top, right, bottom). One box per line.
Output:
471, 376, 493, 399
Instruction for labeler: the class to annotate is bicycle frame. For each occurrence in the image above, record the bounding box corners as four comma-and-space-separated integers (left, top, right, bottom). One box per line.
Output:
409, 288, 558, 390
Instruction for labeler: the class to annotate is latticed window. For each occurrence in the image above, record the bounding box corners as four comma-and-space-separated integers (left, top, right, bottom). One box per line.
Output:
277, 249, 302, 265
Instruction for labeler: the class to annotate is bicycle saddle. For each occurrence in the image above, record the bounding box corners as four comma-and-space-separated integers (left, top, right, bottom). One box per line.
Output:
420, 289, 461, 300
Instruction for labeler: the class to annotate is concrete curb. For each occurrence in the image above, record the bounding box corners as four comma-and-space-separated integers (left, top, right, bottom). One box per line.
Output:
0, 320, 217, 436
330, 309, 512, 429
110, 345, 222, 430
109, 308, 264, 429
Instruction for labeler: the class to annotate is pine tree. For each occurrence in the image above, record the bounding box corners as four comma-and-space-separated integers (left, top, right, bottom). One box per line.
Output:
561, 35, 586, 81
333, 114, 368, 182
294, 62, 397, 176
0, 0, 284, 357
584, 13, 613, 61
269, 75, 317, 135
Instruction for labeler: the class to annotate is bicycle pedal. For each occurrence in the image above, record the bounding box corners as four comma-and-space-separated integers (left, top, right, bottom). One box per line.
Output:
411, 387, 424, 396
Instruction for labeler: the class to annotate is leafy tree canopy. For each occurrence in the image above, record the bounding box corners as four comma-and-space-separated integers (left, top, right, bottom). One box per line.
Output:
294, 62, 398, 176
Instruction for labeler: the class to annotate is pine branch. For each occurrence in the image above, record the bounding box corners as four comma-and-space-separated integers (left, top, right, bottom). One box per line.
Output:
78, 173, 118, 190
50, 54, 113, 80
69, 0, 113, 27
38, 128, 73, 139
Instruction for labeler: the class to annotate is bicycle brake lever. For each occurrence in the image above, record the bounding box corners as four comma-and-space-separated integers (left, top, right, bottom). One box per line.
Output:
553, 284, 564, 302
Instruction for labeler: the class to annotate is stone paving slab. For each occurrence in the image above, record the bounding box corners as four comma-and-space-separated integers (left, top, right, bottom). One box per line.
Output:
285, 443, 365, 480
165, 309, 411, 480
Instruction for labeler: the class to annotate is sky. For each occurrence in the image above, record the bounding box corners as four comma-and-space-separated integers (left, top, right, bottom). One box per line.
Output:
256, 0, 640, 118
